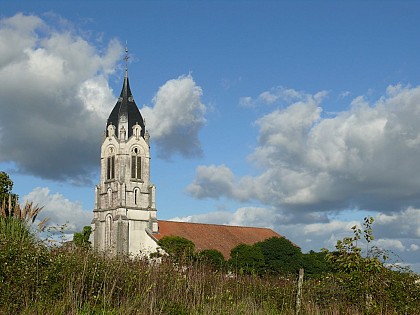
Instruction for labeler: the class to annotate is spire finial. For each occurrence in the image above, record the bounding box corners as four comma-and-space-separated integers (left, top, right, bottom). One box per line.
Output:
124, 41, 129, 77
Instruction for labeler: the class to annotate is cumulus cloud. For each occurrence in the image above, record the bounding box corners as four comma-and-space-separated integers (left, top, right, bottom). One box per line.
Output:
170, 207, 362, 252
22, 187, 92, 233
141, 74, 206, 159
374, 207, 420, 239
186, 164, 236, 199
189, 85, 420, 216
0, 13, 207, 182
0, 13, 121, 184
375, 239, 406, 252
171, 207, 288, 229
171, 207, 420, 272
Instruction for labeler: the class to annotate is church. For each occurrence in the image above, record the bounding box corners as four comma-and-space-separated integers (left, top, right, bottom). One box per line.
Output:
91, 56, 281, 258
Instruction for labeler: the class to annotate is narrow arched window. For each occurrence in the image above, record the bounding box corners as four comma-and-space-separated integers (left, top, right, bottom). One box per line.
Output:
107, 188, 112, 207
131, 147, 141, 179
106, 147, 115, 180
134, 187, 139, 205
105, 214, 112, 248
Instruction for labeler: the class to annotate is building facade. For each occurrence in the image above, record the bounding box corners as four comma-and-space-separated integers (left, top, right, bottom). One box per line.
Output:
91, 65, 159, 256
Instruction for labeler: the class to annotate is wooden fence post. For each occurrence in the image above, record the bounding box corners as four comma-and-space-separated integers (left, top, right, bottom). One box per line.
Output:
295, 268, 304, 315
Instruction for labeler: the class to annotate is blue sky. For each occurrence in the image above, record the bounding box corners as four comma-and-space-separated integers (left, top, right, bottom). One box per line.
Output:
1, 1, 420, 272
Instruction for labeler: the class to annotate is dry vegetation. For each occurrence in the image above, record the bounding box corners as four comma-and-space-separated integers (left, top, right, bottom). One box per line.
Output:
0, 232, 419, 314
0, 197, 419, 314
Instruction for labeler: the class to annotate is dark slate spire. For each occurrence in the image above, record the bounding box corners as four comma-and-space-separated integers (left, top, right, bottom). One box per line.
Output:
106, 46, 145, 139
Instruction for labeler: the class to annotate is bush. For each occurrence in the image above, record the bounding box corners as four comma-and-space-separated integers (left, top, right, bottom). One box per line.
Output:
302, 250, 333, 277
197, 249, 226, 270
157, 235, 195, 262
229, 243, 265, 274
73, 226, 92, 249
255, 236, 303, 275
322, 216, 420, 313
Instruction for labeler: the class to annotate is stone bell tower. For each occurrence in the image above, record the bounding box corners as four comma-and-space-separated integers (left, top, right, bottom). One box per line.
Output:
91, 49, 158, 255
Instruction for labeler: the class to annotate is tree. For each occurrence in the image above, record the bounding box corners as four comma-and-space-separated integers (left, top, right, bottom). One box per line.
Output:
229, 243, 265, 274
322, 217, 382, 274
197, 249, 225, 269
255, 236, 302, 275
73, 226, 92, 249
322, 217, 392, 312
301, 250, 332, 276
157, 236, 195, 262
0, 171, 18, 212
0, 172, 46, 246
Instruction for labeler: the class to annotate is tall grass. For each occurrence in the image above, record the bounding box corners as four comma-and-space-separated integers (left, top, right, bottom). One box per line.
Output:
0, 209, 419, 314
1, 242, 419, 314
0, 245, 296, 314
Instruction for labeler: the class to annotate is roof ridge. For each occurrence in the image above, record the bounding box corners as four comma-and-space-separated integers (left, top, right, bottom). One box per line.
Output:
158, 219, 275, 231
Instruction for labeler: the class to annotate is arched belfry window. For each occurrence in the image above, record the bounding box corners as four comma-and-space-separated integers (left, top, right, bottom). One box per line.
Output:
107, 147, 115, 180
131, 147, 141, 179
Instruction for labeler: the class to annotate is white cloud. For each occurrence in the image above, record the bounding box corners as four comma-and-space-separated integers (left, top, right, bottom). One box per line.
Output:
22, 187, 92, 233
0, 13, 207, 180
375, 207, 420, 239
302, 220, 359, 236
190, 85, 420, 215
171, 211, 232, 225
259, 91, 280, 104
187, 85, 420, 272
141, 74, 206, 158
171, 207, 288, 230
375, 239, 406, 252
0, 13, 121, 183
172, 207, 420, 272
186, 164, 235, 199
239, 86, 313, 107
409, 244, 419, 251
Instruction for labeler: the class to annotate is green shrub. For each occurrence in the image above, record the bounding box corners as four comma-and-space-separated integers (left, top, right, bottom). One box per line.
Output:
255, 236, 303, 275
157, 235, 195, 262
322, 216, 420, 313
73, 226, 92, 249
229, 243, 265, 274
197, 249, 226, 270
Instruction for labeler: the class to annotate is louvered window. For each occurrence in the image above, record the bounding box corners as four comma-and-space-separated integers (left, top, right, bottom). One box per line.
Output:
107, 156, 115, 180
131, 156, 141, 179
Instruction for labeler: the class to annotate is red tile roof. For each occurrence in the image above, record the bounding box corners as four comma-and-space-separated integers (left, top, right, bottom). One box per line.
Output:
153, 220, 282, 259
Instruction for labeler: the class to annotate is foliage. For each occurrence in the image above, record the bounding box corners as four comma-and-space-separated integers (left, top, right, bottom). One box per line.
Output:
197, 249, 226, 269
322, 216, 420, 313
0, 171, 18, 214
301, 250, 333, 276
1, 217, 419, 314
1, 172, 418, 313
229, 243, 265, 274
0, 172, 46, 231
255, 236, 303, 275
228, 237, 332, 276
73, 226, 92, 249
157, 235, 195, 262
0, 171, 16, 202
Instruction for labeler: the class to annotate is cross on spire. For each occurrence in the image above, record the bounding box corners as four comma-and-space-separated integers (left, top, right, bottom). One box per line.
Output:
124, 41, 130, 75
